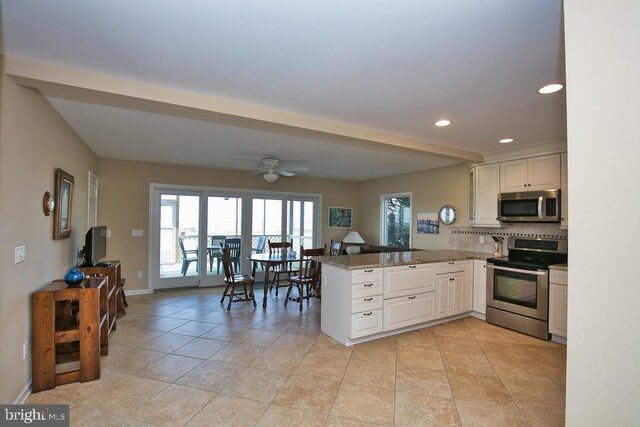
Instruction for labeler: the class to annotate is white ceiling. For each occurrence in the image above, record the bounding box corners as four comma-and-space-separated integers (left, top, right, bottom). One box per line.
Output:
0, 0, 566, 180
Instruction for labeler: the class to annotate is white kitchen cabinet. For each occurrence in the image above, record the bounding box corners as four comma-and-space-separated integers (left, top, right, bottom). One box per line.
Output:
549, 268, 568, 338
472, 260, 487, 314
560, 152, 568, 228
383, 293, 436, 331
351, 309, 383, 338
468, 164, 501, 227
383, 264, 435, 299
449, 273, 465, 315
436, 275, 451, 318
462, 260, 473, 312
435, 261, 468, 319
500, 154, 561, 193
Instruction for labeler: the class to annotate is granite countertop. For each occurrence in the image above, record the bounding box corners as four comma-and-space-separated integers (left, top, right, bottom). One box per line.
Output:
315, 250, 491, 270
550, 263, 568, 271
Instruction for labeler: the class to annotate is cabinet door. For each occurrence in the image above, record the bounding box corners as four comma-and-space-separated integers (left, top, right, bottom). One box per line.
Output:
500, 159, 528, 192
383, 292, 436, 331
528, 154, 561, 191
549, 284, 568, 337
468, 167, 476, 224
435, 276, 451, 318
473, 260, 487, 314
475, 164, 501, 226
449, 273, 464, 315
560, 152, 568, 228
350, 309, 383, 339
383, 264, 435, 299
462, 262, 473, 312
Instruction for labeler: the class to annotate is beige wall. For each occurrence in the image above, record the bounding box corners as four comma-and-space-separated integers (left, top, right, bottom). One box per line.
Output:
0, 58, 98, 403
97, 158, 361, 291
565, 1, 640, 424
358, 164, 469, 249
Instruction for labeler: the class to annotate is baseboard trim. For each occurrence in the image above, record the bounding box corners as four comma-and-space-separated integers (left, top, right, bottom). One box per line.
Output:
13, 380, 32, 404
551, 335, 567, 345
125, 289, 152, 296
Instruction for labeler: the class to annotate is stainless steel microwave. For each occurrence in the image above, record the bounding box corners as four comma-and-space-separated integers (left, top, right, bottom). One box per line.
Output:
498, 189, 560, 222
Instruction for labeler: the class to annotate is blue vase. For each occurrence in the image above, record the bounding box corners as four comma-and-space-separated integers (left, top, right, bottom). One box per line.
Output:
64, 268, 85, 286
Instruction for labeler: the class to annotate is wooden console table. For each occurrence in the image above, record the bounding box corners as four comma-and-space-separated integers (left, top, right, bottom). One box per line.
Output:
80, 260, 127, 332
32, 277, 107, 392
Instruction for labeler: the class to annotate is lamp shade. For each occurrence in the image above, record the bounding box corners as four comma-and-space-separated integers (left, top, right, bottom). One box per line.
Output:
343, 231, 365, 244
263, 172, 279, 182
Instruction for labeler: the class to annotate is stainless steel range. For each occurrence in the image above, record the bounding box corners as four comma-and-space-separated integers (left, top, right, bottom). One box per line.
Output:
486, 236, 567, 340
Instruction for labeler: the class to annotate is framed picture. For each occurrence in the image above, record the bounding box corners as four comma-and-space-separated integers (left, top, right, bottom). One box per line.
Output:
416, 212, 439, 235
53, 168, 75, 239
328, 207, 353, 228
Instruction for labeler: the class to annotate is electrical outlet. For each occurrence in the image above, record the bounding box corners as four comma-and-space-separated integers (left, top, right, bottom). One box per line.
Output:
137, 271, 144, 279
479, 236, 485, 244
14, 245, 26, 264
23, 340, 29, 360
132, 229, 144, 237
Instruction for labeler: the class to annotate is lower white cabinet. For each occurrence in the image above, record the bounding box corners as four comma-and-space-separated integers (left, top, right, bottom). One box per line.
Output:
473, 260, 487, 314
350, 309, 383, 339
436, 272, 464, 318
383, 292, 436, 331
549, 268, 568, 338
383, 264, 435, 298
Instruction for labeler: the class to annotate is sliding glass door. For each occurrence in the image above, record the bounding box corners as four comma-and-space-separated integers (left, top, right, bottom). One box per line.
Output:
150, 185, 321, 291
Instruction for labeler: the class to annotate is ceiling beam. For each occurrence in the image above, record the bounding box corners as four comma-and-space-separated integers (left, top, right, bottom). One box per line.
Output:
4, 56, 483, 163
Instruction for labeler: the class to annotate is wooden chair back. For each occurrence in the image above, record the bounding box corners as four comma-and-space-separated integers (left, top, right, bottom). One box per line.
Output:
268, 239, 293, 256
298, 245, 326, 279
329, 239, 343, 256
221, 247, 236, 281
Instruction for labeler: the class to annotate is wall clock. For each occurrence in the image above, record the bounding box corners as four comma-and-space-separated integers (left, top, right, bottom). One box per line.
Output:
43, 191, 55, 216
439, 205, 456, 225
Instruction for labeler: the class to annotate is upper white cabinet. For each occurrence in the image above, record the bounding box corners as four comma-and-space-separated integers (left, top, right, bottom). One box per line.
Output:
561, 152, 568, 228
500, 154, 561, 193
468, 164, 501, 227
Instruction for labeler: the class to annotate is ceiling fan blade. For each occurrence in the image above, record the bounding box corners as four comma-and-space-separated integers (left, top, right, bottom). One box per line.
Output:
278, 170, 295, 177
281, 166, 309, 172
248, 170, 264, 175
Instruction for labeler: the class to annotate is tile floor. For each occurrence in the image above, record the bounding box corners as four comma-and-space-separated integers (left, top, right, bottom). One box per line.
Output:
27, 286, 566, 426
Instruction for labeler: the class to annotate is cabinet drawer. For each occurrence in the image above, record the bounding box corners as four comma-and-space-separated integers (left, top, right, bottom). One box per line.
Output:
351, 295, 383, 314
351, 268, 383, 284
351, 280, 383, 299
383, 292, 436, 332
550, 269, 568, 285
350, 309, 383, 339
384, 264, 435, 299
435, 261, 467, 275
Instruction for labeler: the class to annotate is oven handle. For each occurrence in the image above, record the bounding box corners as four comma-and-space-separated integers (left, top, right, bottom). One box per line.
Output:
488, 264, 548, 276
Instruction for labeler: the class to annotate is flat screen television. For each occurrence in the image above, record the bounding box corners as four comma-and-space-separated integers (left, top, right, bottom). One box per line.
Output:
84, 226, 107, 266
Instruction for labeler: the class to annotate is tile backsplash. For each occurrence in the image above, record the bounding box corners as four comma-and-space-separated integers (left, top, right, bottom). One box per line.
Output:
450, 224, 567, 255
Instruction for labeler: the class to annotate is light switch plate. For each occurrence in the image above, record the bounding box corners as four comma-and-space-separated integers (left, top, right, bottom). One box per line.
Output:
132, 229, 144, 237
106, 229, 112, 238
15, 245, 26, 264
137, 271, 144, 279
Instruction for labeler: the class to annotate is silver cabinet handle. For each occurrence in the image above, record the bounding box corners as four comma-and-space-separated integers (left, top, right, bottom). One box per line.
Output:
408, 265, 417, 269
364, 269, 373, 272
363, 312, 373, 316
364, 297, 373, 301
448, 261, 455, 265
408, 296, 416, 300
364, 283, 373, 287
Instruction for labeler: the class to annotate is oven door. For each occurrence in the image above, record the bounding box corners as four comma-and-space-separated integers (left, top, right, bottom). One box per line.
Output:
486, 263, 549, 320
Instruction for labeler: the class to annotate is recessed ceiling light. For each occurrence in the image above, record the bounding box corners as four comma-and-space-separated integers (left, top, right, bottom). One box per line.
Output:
538, 83, 564, 94
499, 138, 514, 144
434, 119, 451, 127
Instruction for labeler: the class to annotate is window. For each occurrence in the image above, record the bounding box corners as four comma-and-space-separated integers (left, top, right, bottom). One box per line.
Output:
381, 193, 412, 247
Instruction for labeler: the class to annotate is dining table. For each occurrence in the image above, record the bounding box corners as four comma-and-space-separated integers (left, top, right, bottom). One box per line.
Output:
247, 251, 300, 308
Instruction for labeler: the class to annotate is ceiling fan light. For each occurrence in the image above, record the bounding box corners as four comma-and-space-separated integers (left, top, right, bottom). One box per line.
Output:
263, 172, 279, 182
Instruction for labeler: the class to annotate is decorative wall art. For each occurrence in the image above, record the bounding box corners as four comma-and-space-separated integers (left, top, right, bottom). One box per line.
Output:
328, 207, 353, 228
53, 168, 74, 239
417, 212, 439, 235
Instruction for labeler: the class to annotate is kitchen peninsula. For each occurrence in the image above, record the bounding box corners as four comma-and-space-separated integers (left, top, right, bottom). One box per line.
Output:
317, 250, 490, 346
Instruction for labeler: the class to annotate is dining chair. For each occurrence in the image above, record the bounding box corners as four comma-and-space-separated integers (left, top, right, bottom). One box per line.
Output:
208, 235, 226, 274
224, 238, 242, 272
285, 245, 326, 311
220, 248, 257, 311
267, 239, 298, 296
179, 237, 198, 276
329, 239, 343, 256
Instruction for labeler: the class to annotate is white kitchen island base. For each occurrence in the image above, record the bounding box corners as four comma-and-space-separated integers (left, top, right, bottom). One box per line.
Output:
319, 253, 487, 346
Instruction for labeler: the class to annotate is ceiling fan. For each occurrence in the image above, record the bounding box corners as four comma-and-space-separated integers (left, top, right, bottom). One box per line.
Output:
247, 158, 309, 182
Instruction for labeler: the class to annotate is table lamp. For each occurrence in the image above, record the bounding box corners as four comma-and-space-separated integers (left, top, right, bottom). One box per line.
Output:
343, 231, 365, 254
